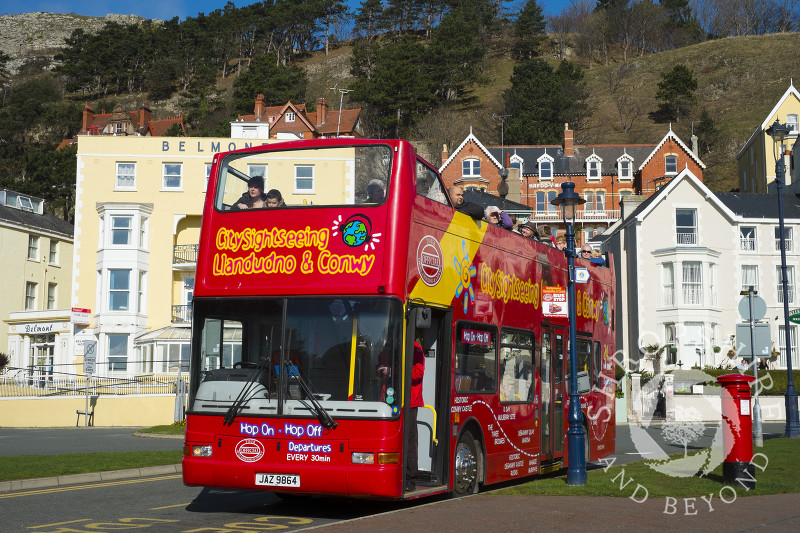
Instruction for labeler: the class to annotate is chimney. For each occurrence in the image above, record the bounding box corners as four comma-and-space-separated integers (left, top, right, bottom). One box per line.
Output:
138, 102, 151, 128
442, 144, 449, 166
505, 152, 511, 168
620, 194, 646, 220
254, 94, 264, 119
317, 97, 328, 126
691, 133, 699, 157
82, 102, 94, 132
564, 123, 574, 156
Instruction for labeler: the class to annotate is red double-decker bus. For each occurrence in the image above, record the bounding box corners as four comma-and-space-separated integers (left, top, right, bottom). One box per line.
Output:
182, 138, 616, 499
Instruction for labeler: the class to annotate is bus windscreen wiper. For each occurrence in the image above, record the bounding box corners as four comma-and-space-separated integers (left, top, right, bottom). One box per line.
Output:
284, 359, 338, 430
223, 355, 269, 426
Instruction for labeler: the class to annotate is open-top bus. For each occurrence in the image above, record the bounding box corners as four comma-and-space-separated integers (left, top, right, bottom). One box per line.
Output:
182, 138, 616, 499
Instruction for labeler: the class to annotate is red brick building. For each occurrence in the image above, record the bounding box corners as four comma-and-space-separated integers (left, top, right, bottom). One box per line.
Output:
439, 124, 705, 242
233, 95, 363, 139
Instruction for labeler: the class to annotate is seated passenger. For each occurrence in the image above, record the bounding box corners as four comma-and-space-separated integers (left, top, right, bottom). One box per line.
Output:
519, 221, 540, 241
590, 249, 606, 266
448, 186, 484, 219
484, 205, 513, 230
366, 179, 386, 203
234, 176, 267, 209
266, 189, 285, 207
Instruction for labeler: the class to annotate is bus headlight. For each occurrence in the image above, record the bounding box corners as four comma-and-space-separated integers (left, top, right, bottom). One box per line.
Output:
351, 452, 375, 464
191, 445, 213, 457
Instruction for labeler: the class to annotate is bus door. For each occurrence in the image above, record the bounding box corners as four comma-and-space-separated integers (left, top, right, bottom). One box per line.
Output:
405, 306, 450, 490
539, 325, 566, 465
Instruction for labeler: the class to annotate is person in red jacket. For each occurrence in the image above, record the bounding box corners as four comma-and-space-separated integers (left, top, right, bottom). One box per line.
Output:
406, 341, 425, 491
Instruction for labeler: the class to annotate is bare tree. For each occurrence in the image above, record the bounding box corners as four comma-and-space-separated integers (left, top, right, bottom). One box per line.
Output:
604, 62, 646, 134
662, 411, 705, 457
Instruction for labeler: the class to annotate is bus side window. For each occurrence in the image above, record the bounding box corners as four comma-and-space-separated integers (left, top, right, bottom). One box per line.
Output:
455, 324, 497, 393
593, 340, 602, 388
415, 160, 449, 205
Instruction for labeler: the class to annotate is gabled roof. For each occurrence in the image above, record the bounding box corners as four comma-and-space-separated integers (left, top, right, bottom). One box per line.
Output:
462, 188, 530, 213
716, 192, 800, 220
737, 82, 800, 158
313, 108, 361, 135
439, 127, 503, 172
238, 99, 361, 137
145, 117, 185, 136
637, 125, 706, 170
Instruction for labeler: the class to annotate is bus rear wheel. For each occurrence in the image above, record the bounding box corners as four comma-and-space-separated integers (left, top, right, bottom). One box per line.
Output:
453, 432, 479, 496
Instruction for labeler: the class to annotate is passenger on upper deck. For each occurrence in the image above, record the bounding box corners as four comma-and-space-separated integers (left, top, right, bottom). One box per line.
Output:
447, 186, 484, 219
266, 189, 285, 207
233, 176, 267, 209
519, 221, 540, 241
366, 179, 386, 203
485, 206, 514, 230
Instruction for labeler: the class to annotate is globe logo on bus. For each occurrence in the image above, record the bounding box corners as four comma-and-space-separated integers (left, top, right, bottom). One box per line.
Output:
343, 218, 369, 247
331, 214, 382, 251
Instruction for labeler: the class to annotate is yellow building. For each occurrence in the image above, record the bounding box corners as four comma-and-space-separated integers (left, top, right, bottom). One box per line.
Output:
737, 83, 800, 193
74, 136, 277, 376
1, 189, 74, 379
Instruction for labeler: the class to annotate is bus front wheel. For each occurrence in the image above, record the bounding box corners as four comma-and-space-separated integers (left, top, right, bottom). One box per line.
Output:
453, 432, 479, 496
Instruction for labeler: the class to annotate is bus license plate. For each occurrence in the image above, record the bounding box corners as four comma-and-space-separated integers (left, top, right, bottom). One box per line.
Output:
255, 473, 300, 487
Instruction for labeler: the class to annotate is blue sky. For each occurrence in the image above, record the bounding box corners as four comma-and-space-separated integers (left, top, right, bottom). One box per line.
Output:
1, 1, 574, 22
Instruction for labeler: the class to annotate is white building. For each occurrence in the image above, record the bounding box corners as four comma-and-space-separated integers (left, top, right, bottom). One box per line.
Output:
600, 169, 800, 372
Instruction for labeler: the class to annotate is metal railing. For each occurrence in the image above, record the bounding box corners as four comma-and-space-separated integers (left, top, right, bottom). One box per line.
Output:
525, 209, 621, 222
172, 305, 192, 323
0, 366, 180, 398
173, 244, 198, 264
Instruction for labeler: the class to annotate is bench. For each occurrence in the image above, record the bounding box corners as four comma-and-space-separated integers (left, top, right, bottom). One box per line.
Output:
76, 409, 94, 426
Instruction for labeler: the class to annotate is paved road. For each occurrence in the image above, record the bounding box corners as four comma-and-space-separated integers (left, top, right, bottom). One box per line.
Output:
0, 427, 182, 455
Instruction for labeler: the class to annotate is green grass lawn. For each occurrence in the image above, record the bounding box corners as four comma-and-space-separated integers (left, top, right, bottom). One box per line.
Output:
0, 450, 183, 482
494, 437, 800, 498
136, 424, 186, 436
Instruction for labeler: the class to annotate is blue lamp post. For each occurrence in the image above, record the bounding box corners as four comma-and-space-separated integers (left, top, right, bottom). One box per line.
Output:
551, 181, 588, 484
765, 118, 800, 438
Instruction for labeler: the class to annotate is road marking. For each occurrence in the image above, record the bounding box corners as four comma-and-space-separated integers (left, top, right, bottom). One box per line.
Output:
0, 474, 182, 499
28, 519, 91, 528
150, 503, 191, 510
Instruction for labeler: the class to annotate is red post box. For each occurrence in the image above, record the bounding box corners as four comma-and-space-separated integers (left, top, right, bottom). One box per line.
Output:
717, 373, 756, 490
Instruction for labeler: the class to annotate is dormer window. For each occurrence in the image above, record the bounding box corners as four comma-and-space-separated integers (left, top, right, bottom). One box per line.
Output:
586, 155, 602, 181
665, 154, 678, 174
115, 123, 123, 134
617, 155, 633, 181
510, 154, 524, 176
285, 112, 295, 122
537, 154, 553, 181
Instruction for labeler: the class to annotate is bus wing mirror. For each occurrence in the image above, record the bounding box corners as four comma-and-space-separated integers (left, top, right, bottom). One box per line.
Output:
415, 307, 431, 329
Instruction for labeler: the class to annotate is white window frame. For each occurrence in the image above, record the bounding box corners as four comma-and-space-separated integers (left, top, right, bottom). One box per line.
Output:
537, 154, 553, 181
107, 333, 129, 372
285, 112, 296, 122
49, 240, 58, 265
115, 162, 136, 190
710, 263, 718, 307
294, 165, 314, 193
138, 271, 147, 313
788, 114, 799, 133
662, 263, 674, 307
510, 154, 524, 176
776, 226, 793, 252
111, 216, 133, 246
47, 282, 57, 310
682, 261, 703, 306
740, 226, 756, 251
25, 281, 37, 310
462, 158, 480, 177
777, 265, 795, 305
617, 156, 633, 181
28, 235, 39, 261
676, 208, 697, 245
778, 324, 798, 369
536, 191, 546, 212
584, 191, 594, 212
109, 269, 131, 311
586, 156, 602, 181
665, 155, 678, 174
139, 217, 149, 250
205, 163, 212, 191
162, 163, 183, 190
595, 190, 606, 212
741, 265, 759, 293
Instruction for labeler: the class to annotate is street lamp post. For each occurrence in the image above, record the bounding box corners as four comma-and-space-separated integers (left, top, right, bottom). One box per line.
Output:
765, 118, 800, 438
551, 182, 588, 485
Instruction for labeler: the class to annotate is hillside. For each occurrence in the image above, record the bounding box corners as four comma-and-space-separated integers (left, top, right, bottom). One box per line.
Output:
3, 13, 799, 192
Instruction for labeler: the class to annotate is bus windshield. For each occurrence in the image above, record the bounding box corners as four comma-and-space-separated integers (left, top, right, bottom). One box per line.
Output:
214, 144, 393, 210
190, 297, 402, 420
